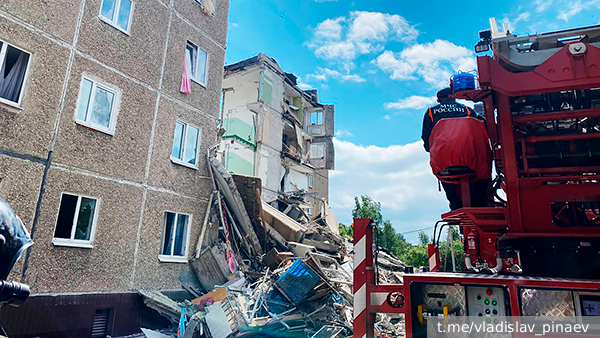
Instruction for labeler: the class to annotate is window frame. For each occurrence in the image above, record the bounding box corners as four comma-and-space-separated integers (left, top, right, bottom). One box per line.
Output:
308, 174, 313, 189
52, 192, 100, 249
98, 0, 135, 35
159, 211, 193, 263
310, 111, 323, 126
170, 120, 202, 169
74, 75, 121, 135
0, 40, 32, 108
309, 143, 325, 159
186, 41, 209, 87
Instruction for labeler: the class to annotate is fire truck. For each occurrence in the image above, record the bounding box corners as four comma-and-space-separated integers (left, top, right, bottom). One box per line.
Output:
353, 19, 600, 337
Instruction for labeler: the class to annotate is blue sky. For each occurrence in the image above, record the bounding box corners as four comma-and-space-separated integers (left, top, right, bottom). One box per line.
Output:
225, 0, 600, 242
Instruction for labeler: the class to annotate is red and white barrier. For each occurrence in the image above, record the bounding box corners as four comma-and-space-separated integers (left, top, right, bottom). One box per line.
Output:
353, 218, 375, 338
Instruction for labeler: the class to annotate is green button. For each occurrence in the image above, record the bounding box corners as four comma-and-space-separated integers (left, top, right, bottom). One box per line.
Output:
484, 299, 490, 305
492, 300, 497, 306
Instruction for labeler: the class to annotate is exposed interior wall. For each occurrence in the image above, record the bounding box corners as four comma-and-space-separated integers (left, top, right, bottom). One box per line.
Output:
281, 166, 309, 192
221, 138, 255, 177
222, 69, 259, 113
222, 105, 256, 146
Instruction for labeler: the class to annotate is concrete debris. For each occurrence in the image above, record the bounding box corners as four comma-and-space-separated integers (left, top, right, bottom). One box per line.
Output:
261, 202, 307, 243
141, 328, 174, 338
204, 303, 233, 338
136, 151, 406, 337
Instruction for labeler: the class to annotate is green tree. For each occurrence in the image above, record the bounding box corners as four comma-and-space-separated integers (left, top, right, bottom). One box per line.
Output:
380, 220, 410, 257
352, 196, 382, 228
400, 245, 429, 268
418, 231, 430, 246
339, 223, 353, 238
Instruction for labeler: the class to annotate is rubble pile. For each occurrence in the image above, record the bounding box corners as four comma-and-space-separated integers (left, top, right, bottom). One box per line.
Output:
137, 152, 406, 337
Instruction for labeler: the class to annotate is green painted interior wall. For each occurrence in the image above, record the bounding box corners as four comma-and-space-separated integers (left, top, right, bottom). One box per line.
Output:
225, 152, 254, 176
223, 117, 255, 146
292, 96, 303, 122
262, 76, 272, 105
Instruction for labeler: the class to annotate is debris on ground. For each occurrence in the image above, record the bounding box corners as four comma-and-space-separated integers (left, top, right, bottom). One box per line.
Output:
136, 151, 406, 337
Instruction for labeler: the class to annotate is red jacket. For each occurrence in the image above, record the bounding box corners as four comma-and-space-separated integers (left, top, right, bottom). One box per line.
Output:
429, 117, 492, 183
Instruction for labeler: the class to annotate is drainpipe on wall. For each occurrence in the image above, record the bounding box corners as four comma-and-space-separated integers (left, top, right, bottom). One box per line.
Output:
21, 150, 53, 281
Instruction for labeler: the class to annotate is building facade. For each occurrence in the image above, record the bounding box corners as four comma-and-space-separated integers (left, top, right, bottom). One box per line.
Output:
220, 54, 334, 218
0, 0, 227, 335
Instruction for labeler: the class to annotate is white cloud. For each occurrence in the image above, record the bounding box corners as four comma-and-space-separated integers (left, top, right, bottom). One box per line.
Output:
314, 41, 357, 63
374, 40, 476, 88
558, 1, 583, 22
296, 77, 314, 90
306, 67, 365, 83
534, 0, 553, 12
308, 11, 418, 67
335, 129, 353, 138
329, 139, 447, 239
385, 95, 437, 110
341, 74, 365, 83
315, 18, 345, 40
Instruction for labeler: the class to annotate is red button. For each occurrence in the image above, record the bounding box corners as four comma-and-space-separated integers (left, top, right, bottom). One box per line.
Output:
486, 289, 493, 296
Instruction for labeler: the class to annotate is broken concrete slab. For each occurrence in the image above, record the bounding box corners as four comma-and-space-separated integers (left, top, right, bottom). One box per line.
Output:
262, 202, 306, 243
301, 238, 339, 253
190, 243, 231, 292
288, 242, 316, 258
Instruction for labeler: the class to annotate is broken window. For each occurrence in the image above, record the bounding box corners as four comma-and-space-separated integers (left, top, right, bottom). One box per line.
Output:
160, 212, 190, 262
75, 77, 120, 134
99, 0, 134, 34
53, 193, 98, 247
308, 174, 313, 188
186, 41, 208, 86
309, 143, 325, 159
0, 41, 31, 107
171, 121, 201, 168
310, 111, 323, 125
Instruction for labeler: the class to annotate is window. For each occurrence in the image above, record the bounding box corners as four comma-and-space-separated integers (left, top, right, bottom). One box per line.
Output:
0, 41, 31, 107
99, 0, 134, 34
171, 121, 201, 168
309, 143, 325, 159
75, 77, 120, 134
160, 212, 191, 262
308, 174, 313, 189
53, 193, 99, 248
186, 42, 208, 86
310, 111, 323, 125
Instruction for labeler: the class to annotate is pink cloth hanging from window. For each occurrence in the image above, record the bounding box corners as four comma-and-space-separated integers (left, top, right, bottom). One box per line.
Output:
180, 54, 192, 94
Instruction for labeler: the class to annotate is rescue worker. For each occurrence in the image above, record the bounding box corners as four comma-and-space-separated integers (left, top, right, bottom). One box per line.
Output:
421, 87, 493, 210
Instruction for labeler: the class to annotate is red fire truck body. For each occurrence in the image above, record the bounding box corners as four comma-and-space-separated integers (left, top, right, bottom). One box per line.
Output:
353, 21, 600, 338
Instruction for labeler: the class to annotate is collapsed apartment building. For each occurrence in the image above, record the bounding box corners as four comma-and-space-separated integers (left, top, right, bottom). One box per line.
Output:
0, 0, 229, 336
219, 54, 335, 223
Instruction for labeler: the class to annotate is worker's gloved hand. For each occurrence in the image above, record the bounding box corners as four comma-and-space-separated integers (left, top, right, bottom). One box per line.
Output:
0, 197, 33, 281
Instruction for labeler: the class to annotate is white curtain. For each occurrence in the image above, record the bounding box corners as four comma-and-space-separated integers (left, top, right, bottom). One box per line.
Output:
0, 52, 29, 103
202, 0, 215, 15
